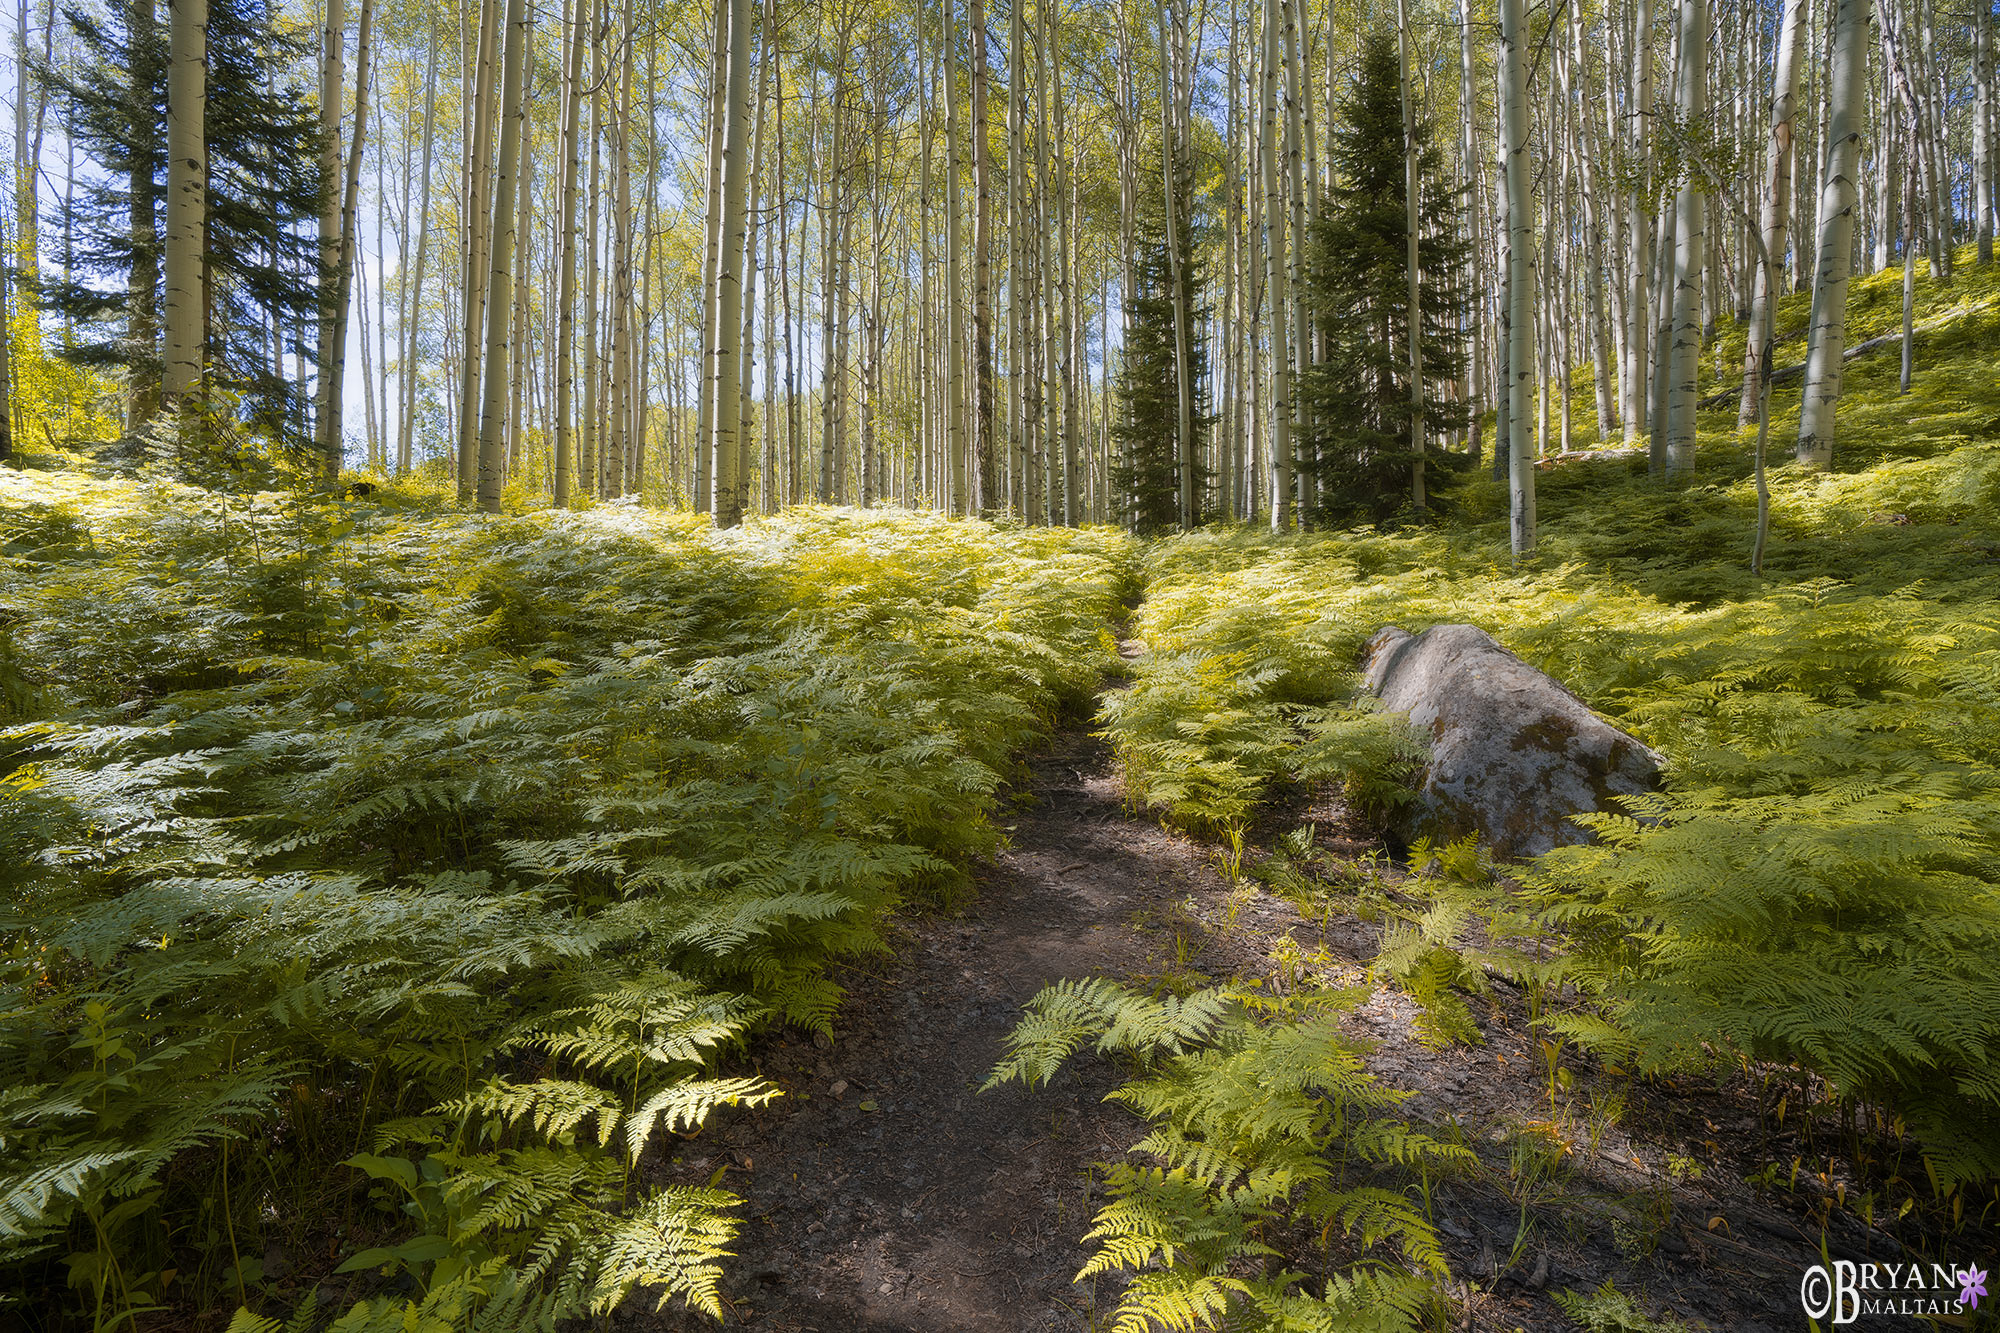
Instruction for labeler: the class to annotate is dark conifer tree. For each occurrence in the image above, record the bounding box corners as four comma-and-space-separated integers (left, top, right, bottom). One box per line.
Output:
1111, 154, 1211, 534
31, 0, 324, 447
1296, 31, 1471, 525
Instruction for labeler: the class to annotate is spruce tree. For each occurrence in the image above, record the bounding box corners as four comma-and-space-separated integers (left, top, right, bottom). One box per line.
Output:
1296, 31, 1470, 526
1112, 156, 1211, 534
31, 0, 324, 448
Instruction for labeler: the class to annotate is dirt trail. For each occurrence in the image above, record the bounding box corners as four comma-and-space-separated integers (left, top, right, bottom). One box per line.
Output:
636, 701, 1984, 1333
640, 727, 1239, 1332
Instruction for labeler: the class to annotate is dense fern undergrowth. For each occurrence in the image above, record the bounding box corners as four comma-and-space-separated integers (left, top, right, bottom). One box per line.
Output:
0, 475, 1131, 1328
8, 258, 2000, 1333
1105, 253, 2000, 1216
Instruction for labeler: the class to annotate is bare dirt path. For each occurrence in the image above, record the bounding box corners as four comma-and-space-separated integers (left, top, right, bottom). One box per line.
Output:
639, 726, 1241, 1333
635, 702, 1992, 1333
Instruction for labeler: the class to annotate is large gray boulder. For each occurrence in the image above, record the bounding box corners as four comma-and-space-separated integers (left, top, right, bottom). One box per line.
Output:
1359, 624, 1661, 859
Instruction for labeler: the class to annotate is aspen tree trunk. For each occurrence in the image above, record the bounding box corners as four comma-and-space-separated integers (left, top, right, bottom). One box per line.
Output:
773, 46, 791, 508
918, 8, 936, 507
455, 0, 500, 497
944, 0, 969, 513
1797, 0, 1826, 292
315, 0, 345, 449
1880, 0, 1944, 280
819, 60, 844, 502
1566, 0, 1615, 440
1623, 0, 1653, 441
1155, 2, 1196, 527
1913, 0, 1945, 278
1006, 0, 1024, 514
1037, 1, 1060, 523
832, 196, 853, 500
398, 26, 436, 475
607, 24, 635, 496
1244, 12, 1266, 520
694, 0, 728, 512
322, 0, 374, 467
1740, 0, 1805, 425
1797, 0, 1873, 468
1900, 160, 1916, 392
970, 0, 997, 511
1294, 0, 1317, 227
1221, 6, 1241, 516
506, 110, 531, 478
1260, 0, 1293, 531
125, 0, 162, 431
751, 0, 775, 511
1460, 0, 1484, 464
1054, 7, 1077, 526
552, 0, 586, 504
1661, 0, 1706, 475
475, 0, 529, 512
1113, 11, 1135, 522
710, 0, 752, 526
781, 101, 798, 507
1978, 1, 1993, 265
1282, 0, 1310, 520
579, 7, 602, 495
1498, 0, 1536, 556
1396, 0, 1425, 511
374, 86, 390, 467
13, 0, 37, 314
359, 249, 380, 465
860, 66, 884, 508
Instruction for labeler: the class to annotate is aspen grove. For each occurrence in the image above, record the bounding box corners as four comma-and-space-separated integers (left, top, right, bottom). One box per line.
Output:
4, 0, 2000, 1325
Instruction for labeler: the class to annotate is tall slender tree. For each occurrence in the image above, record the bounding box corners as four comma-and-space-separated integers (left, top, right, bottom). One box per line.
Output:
1660, 0, 1707, 475
708, 0, 752, 526
1498, 0, 1536, 555
161, 0, 204, 412
1741, 0, 1806, 424
1797, 0, 1873, 468
474, 0, 529, 510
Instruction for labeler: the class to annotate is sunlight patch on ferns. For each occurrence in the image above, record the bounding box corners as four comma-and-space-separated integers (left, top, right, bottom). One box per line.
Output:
1111, 438, 2000, 1188
0, 476, 1130, 1325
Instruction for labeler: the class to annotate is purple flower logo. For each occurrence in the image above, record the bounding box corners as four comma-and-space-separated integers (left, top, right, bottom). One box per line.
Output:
1959, 1266, 1988, 1311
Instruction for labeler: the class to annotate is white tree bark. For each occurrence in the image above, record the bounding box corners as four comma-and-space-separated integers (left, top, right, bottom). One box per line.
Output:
1661, 0, 1707, 475
552, 0, 587, 503
1260, 0, 1292, 531
944, 0, 968, 514
1396, 0, 1425, 512
1498, 0, 1536, 555
163, 0, 206, 410
398, 23, 438, 475
1156, 1, 1195, 527
313, 0, 345, 449
1622, 0, 1653, 441
1977, 0, 1993, 265
970, 0, 996, 510
474, 0, 528, 512
1797, 0, 1873, 468
455, 0, 500, 498
709, 0, 752, 526
322, 0, 374, 473
1741, 0, 1806, 425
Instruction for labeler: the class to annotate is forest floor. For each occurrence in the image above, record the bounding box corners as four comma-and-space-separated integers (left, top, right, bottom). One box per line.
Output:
631, 652, 1915, 1333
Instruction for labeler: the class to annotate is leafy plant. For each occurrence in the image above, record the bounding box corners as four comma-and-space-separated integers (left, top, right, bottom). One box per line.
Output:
988, 981, 1469, 1332
0, 474, 1129, 1328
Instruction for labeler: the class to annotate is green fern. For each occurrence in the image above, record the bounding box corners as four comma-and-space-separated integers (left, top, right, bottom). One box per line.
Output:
991, 982, 1468, 1332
